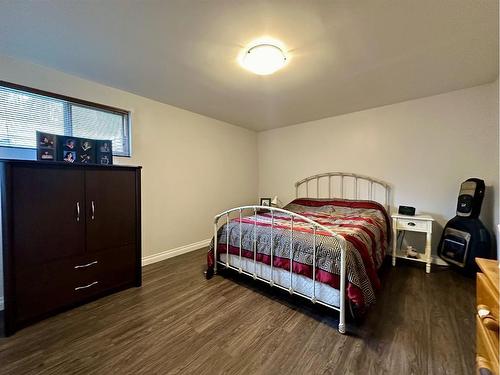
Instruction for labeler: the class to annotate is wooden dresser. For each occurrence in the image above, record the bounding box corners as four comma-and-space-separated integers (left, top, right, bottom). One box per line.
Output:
476, 258, 499, 374
1, 160, 142, 335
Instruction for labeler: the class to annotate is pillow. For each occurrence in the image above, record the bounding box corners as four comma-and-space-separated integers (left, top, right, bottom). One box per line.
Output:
284, 202, 335, 215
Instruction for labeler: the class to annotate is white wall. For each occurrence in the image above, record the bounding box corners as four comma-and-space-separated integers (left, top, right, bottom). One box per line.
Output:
0, 55, 259, 305
258, 82, 499, 254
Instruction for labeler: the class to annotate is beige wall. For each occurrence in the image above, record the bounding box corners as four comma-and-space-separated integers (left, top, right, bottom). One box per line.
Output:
0, 54, 258, 259
258, 82, 499, 253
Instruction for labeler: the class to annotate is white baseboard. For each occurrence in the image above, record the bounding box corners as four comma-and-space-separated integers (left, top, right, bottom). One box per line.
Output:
0, 297, 4, 311
142, 238, 211, 267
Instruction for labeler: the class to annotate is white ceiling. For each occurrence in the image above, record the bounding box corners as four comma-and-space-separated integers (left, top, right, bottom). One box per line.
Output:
0, 1, 497, 131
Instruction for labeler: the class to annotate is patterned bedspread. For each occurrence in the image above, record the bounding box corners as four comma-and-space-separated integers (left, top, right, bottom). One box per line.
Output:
207, 198, 391, 309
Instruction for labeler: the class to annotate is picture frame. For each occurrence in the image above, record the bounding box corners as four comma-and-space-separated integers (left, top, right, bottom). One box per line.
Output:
58, 136, 80, 163
36, 131, 57, 161
36, 132, 114, 165
95, 140, 113, 165
62, 150, 76, 163
260, 198, 272, 207
78, 138, 96, 164
37, 148, 55, 161
37, 131, 56, 149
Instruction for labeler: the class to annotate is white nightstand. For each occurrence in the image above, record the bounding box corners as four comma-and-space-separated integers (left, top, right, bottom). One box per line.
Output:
391, 213, 434, 273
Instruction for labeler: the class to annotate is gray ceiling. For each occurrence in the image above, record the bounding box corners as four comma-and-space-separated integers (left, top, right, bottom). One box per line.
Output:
0, 0, 498, 131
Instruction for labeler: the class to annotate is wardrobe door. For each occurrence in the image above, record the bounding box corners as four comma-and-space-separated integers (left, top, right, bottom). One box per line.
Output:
85, 169, 137, 253
12, 165, 86, 265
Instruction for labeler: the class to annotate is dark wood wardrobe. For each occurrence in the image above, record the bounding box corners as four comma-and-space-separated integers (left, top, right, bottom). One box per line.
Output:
0, 160, 142, 335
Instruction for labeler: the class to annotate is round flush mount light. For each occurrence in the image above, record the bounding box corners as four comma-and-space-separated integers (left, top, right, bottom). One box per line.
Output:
240, 41, 288, 75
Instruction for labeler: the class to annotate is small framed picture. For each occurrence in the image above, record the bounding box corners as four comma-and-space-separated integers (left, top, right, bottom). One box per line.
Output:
37, 131, 56, 149
63, 150, 76, 163
80, 139, 94, 153
260, 198, 272, 207
96, 140, 113, 165
79, 153, 92, 164
37, 149, 55, 161
99, 154, 111, 165
64, 138, 77, 150
37, 131, 58, 162
99, 141, 112, 153
79, 138, 95, 163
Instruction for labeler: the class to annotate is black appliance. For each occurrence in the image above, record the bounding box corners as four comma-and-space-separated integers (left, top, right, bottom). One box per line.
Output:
398, 205, 416, 216
438, 178, 492, 274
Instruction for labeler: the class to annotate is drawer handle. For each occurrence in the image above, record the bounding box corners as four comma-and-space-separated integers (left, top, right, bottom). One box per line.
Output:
76, 201, 80, 222
407, 222, 416, 227
478, 305, 490, 318
74, 261, 98, 269
75, 281, 99, 291
483, 317, 499, 332
476, 356, 493, 374
477, 304, 499, 332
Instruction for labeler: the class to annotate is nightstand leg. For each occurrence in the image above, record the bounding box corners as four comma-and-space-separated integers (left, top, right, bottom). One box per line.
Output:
425, 232, 431, 273
392, 220, 397, 267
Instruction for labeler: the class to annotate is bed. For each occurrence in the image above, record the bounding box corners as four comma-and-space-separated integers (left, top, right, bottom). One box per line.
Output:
206, 172, 391, 334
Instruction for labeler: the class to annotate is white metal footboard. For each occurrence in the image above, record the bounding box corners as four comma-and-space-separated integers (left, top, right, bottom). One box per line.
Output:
213, 205, 348, 334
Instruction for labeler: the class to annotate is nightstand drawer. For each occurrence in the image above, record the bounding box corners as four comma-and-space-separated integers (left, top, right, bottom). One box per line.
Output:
396, 218, 429, 232
476, 314, 499, 374
478, 273, 499, 322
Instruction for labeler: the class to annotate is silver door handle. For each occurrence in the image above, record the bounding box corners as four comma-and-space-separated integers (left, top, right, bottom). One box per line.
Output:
91, 200, 95, 220
74, 261, 98, 269
74, 281, 99, 291
76, 201, 80, 222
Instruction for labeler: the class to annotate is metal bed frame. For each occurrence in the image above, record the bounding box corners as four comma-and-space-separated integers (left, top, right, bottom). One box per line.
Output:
213, 172, 391, 334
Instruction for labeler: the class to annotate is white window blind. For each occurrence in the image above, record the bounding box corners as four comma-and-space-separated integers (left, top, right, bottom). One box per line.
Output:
0, 82, 130, 156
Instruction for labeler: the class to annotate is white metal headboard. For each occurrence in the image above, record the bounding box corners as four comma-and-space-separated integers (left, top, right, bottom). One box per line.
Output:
295, 172, 391, 212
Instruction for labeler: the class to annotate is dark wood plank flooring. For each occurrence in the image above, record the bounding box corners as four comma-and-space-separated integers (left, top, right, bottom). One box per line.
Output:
0, 249, 475, 374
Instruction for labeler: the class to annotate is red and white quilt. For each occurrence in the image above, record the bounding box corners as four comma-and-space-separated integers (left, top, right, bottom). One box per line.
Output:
207, 198, 391, 309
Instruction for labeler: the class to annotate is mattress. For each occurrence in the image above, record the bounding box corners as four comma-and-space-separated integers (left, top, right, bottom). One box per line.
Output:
220, 252, 341, 307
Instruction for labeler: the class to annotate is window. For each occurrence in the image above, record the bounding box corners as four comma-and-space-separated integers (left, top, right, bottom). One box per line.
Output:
0, 81, 131, 156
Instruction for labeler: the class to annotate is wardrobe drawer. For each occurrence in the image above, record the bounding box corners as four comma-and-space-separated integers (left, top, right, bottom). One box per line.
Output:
94, 245, 137, 291
72, 258, 101, 299
15, 246, 136, 323
15, 256, 87, 322
71, 246, 136, 299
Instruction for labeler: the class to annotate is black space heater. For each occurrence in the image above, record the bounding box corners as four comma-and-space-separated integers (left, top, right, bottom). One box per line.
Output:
438, 178, 492, 275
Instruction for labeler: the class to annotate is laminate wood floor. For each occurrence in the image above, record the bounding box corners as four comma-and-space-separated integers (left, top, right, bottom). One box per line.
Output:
0, 248, 475, 374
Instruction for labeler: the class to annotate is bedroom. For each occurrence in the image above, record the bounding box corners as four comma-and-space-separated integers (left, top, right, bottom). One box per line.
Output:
0, 1, 498, 374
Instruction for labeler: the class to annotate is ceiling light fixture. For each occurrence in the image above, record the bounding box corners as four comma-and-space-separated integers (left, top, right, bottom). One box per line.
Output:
240, 41, 288, 75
